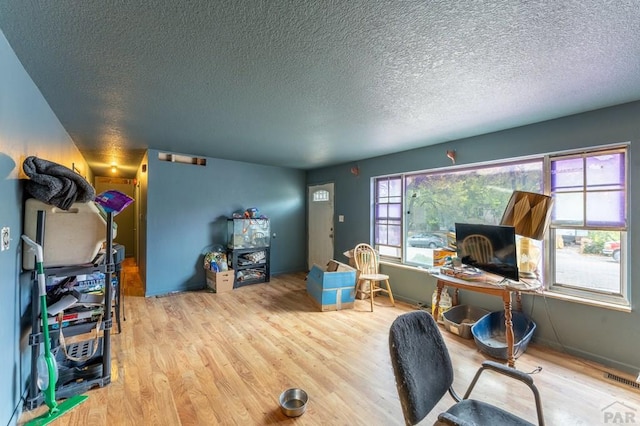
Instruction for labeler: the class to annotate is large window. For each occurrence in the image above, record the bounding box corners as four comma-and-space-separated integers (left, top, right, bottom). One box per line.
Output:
403, 160, 543, 265
548, 148, 627, 303
372, 145, 629, 307
374, 176, 402, 258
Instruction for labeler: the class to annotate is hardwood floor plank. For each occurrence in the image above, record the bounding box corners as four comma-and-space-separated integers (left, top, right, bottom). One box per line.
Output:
19, 259, 640, 425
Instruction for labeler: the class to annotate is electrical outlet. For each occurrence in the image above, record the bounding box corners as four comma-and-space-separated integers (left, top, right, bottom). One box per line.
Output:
1, 227, 9, 251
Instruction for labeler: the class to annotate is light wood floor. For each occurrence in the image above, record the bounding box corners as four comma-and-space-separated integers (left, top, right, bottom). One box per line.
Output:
20, 260, 640, 425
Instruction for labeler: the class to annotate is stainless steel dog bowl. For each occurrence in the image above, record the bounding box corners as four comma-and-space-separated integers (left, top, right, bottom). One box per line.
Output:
279, 388, 309, 417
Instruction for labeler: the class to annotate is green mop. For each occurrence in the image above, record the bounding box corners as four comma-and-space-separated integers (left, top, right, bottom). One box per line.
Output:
22, 235, 88, 426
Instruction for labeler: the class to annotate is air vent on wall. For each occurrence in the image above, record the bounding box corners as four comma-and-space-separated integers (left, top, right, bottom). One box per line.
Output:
158, 152, 207, 166
604, 372, 640, 390
96, 177, 133, 185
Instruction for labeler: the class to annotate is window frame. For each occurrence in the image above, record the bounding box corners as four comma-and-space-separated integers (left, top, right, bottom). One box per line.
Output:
373, 175, 403, 259
371, 143, 630, 308
544, 146, 629, 306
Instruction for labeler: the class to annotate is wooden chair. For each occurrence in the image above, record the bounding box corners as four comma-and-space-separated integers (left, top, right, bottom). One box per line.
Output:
353, 243, 395, 312
461, 234, 494, 264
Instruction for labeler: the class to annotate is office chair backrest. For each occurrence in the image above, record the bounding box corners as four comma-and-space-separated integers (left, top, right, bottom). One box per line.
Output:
389, 311, 454, 425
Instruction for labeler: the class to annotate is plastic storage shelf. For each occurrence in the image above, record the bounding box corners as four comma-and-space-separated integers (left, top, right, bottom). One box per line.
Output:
25, 209, 116, 411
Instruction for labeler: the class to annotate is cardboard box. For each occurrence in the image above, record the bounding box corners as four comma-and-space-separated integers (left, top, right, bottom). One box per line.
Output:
425, 248, 456, 267
306, 262, 356, 311
206, 269, 234, 293
327, 259, 354, 272
342, 249, 356, 268
23, 198, 113, 269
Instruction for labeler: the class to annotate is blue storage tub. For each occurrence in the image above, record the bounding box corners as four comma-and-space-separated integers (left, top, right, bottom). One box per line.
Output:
471, 310, 536, 360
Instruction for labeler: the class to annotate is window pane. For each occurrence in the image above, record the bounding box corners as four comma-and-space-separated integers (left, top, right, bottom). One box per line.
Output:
586, 191, 625, 227
375, 224, 388, 245
376, 204, 388, 219
378, 245, 401, 257
553, 229, 622, 294
387, 225, 402, 246
551, 157, 584, 191
377, 180, 389, 198
313, 190, 329, 202
389, 178, 402, 196
551, 192, 584, 225
388, 203, 402, 219
586, 153, 624, 189
404, 160, 543, 266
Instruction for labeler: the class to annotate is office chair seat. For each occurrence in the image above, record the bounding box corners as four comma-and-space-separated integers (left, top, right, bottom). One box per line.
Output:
440, 399, 535, 425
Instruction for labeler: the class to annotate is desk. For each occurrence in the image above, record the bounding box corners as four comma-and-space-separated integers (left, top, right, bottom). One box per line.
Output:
430, 271, 541, 368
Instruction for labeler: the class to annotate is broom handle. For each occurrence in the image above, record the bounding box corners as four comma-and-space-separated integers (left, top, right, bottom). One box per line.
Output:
22, 235, 58, 410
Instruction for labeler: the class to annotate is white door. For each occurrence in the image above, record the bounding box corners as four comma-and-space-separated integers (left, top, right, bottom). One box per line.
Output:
308, 183, 334, 270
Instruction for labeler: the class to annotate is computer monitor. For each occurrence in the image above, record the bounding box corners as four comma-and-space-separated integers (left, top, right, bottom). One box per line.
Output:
454, 223, 519, 281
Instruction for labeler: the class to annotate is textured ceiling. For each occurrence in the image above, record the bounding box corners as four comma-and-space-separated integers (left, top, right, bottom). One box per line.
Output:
1, 1, 640, 177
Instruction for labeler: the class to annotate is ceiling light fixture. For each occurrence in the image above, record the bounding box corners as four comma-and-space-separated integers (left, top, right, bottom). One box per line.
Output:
111, 165, 117, 173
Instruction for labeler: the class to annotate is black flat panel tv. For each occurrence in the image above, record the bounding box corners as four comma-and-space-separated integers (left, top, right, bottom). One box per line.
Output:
454, 223, 519, 281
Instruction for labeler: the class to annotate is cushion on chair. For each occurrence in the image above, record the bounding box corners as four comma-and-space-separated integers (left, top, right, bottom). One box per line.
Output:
389, 311, 454, 425
441, 399, 536, 426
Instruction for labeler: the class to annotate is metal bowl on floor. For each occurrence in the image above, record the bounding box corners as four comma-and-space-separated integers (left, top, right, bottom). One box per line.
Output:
279, 388, 309, 417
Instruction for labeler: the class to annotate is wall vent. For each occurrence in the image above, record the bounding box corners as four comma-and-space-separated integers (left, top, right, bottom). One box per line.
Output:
96, 177, 132, 185
158, 152, 207, 166
604, 372, 640, 390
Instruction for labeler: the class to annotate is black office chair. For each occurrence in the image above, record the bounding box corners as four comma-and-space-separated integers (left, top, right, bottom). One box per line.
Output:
389, 311, 545, 425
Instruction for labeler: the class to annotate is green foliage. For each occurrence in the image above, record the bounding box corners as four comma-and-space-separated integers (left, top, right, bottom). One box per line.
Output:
406, 163, 543, 232
582, 230, 620, 254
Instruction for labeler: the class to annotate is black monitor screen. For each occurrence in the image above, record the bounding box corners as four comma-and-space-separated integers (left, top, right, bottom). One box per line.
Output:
454, 223, 519, 281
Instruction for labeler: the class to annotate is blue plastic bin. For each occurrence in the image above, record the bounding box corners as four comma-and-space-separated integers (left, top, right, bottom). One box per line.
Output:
471, 310, 536, 360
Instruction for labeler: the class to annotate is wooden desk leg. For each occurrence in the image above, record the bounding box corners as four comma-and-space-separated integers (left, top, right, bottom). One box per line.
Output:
433, 282, 444, 322
503, 292, 515, 368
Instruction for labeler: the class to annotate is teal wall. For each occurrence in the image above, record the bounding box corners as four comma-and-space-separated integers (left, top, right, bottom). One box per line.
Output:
308, 101, 640, 375
0, 30, 92, 426
144, 150, 306, 296
3, 16, 640, 424
0, 26, 308, 424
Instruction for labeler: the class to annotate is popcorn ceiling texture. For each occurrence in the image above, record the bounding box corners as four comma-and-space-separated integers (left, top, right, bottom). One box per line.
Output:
1, 1, 639, 175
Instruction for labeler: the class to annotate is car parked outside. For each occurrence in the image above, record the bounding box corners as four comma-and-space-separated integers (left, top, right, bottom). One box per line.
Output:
407, 233, 446, 248
602, 241, 620, 261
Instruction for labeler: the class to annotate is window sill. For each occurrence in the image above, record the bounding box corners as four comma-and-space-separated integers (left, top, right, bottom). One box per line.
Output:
380, 259, 431, 273
539, 289, 631, 313
380, 260, 632, 313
